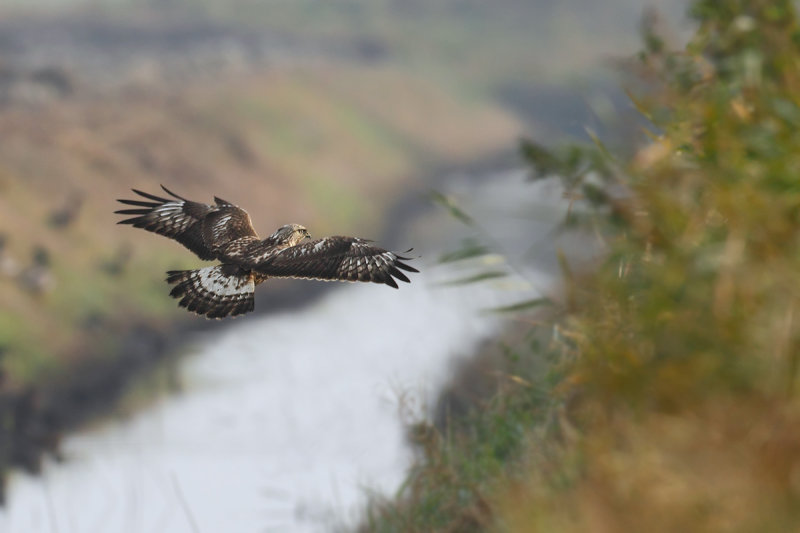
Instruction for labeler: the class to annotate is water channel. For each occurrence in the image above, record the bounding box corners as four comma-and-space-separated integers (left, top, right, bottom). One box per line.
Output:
0, 170, 569, 532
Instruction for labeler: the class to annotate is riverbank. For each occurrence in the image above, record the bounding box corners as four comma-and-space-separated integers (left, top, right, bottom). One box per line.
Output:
0, 8, 529, 500
0, 143, 531, 499
1, 167, 560, 533
0, 144, 530, 505
0, 0, 674, 516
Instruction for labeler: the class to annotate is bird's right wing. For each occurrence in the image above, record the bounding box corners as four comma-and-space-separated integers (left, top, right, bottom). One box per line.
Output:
254, 236, 418, 288
115, 186, 258, 260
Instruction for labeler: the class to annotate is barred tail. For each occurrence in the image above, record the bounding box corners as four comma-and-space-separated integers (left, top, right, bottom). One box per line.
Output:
166, 265, 255, 319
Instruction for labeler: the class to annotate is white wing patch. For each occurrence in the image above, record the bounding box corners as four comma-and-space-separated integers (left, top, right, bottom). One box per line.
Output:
157, 202, 183, 213
154, 203, 184, 217
152, 203, 192, 230
212, 214, 233, 239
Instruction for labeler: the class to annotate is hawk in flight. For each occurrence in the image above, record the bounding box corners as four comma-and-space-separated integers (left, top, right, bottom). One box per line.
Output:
116, 186, 418, 319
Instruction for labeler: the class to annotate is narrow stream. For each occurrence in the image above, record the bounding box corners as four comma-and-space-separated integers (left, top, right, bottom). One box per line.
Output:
0, 171, 568, 533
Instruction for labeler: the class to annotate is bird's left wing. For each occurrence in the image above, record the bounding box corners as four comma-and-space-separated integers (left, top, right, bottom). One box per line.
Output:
254, 236, 418, 288
115, 186, 257, 260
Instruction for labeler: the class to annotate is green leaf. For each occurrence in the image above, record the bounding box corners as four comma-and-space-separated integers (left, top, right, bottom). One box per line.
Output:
487, 297, 552, 314
441, 270, 508, 286
625, 88, 654, 123
429, 190, 475, 226
520, 139, 564, 179
438, 239, 491, 264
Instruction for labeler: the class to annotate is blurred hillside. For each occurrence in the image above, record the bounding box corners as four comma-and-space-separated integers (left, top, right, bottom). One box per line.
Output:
0, 0, 692, 384
0, 4, 528, 485
0, 33, 521, 381
0, 0, 688, 124
0, 0, 689, 497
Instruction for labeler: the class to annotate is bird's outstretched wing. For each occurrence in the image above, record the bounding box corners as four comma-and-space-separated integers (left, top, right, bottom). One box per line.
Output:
254, 236, 418, 288
115, 186, 258, 260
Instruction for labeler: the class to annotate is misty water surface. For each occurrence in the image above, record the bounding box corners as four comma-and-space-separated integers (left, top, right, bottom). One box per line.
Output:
0, 171, 570, 533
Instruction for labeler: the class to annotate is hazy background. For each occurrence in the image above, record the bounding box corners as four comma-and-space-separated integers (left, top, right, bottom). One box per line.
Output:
0, 0, 689, 531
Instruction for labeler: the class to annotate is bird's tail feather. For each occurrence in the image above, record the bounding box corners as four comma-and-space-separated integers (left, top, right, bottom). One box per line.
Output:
166, 265, 255, 319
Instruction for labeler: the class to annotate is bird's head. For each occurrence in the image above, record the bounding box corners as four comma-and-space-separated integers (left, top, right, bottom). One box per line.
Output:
271, 223, 311, 246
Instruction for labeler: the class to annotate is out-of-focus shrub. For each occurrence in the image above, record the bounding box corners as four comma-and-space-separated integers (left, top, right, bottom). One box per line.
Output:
504, 1, 800, 531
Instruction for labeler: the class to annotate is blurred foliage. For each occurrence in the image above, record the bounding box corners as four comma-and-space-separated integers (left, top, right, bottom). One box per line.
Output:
361, 327, 563, 533
430, 191, 477, 227
362, 0, 800, 531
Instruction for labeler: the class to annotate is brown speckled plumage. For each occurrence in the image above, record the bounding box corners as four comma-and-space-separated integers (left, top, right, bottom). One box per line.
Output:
116, 186, 418, 319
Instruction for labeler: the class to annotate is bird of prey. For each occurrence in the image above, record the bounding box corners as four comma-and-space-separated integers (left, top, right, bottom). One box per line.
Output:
115, 186, 418, 319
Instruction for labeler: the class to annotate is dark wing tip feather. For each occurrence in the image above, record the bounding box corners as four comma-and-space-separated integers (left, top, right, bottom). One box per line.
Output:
214, 195, 235, 206
114, 208, 152, 215
389, 267, 411, 284
117, 198, 159, 207
160, 184, 186, 200
384, 276, 399, 289
131, 188, 171, 203
394, 260, 419, 273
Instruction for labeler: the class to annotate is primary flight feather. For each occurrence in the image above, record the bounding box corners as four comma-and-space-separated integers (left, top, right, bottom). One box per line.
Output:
116, 186, 418, 319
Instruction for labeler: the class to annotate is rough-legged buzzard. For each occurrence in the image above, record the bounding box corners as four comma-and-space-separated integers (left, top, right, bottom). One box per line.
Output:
116, 186, 418, 318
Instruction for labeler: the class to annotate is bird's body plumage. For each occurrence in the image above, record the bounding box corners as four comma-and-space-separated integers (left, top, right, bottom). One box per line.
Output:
116, 186, 418, 318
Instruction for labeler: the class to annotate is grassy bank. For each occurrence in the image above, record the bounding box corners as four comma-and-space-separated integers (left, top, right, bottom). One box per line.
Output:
0, 46, 522, 497
0, 63, 520, 389
361, 1, 800, 530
